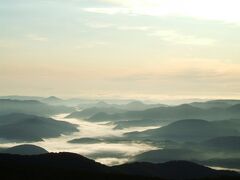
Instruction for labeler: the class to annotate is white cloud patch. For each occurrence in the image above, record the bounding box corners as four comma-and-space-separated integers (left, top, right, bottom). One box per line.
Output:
86, 22, 114, 29
26, 34, 49, 42
84, 0, 240, 23
149, 30, 216, 45
85, 22, 151, 31
85, 21, 215, 46
83, 7, 131, 15
75, 41, 109, 49
117, 26, 151, 31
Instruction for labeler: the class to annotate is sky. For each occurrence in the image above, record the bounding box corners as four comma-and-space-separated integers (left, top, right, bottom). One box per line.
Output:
1, 0, 240, 100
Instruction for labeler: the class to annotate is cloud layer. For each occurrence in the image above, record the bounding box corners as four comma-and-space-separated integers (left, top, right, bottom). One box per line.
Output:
85, 0, 240, 23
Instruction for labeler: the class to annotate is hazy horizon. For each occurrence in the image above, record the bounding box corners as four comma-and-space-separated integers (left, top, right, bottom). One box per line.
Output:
1, 94, 240, 106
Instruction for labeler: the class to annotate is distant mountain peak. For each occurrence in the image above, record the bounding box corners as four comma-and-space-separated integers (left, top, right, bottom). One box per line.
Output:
96, 101, 109, 105
177, 104, 195, 108
127, 101, 144, 105
1, 144, 48, 155
45, 96, 62, 101
171, 119, 209, 125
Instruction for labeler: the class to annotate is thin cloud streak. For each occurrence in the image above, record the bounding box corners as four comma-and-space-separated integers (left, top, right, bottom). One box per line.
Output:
26, 34, 49, 42
84, 0, 240, 23
149, 30, 216, 45
85, 22, 215, 46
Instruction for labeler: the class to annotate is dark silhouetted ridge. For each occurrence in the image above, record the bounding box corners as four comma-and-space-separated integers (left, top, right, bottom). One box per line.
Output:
1, 144, 48, 155
114, 160, 239, 179
0, 153, 238, 180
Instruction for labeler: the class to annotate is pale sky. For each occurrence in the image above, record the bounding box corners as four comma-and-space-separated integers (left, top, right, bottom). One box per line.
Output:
1, 0, 240, 100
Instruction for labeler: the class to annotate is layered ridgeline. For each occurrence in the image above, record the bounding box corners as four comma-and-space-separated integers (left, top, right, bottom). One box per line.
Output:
132, 136, 240, 169
0, 96, 92, 107
0, 99, 74, 117
123, 117, 240, 169
77, 101, 167, 111
67, 101, 167, 119
125, 119, 240, 142
67, 107, 126, 119
64, 101, 240, 133
0, 148, 238, 180
0, 96, 167, 108
0, 113, 78, 142
190, 100, 240, 109
126, 118, 240, 169
87, 103, 240, 123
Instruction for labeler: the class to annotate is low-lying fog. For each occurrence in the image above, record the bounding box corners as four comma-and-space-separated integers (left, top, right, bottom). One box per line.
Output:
0, 113, 160, 166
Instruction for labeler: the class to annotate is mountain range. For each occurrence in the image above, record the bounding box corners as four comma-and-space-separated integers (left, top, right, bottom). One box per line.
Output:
125, 119, 240, 142
87, 103, 240, 129
0, 99, 74, 117
0, 113, 78, 142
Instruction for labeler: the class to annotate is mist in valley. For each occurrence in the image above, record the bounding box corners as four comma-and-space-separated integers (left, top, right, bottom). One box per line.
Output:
0, 97, 239, 172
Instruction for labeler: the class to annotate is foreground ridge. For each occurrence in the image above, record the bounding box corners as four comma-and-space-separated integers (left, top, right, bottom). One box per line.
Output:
0, 152, 238, 180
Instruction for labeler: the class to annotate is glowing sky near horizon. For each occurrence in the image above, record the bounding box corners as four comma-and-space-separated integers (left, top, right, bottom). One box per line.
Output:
1, 0, 240, 99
